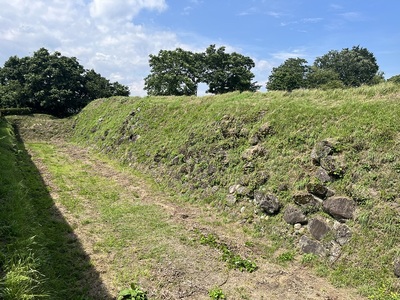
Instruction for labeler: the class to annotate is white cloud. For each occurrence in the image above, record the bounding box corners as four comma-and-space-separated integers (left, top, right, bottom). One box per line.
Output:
253, 59, 275, 91
89, 0, 167, 20
0, 0, 180, 96
339, 11, 363, 21
271, 49, 307, 61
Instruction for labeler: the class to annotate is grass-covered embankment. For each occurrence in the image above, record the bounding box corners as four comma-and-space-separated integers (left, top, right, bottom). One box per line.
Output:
72, 83, 400, 298
0, 117, 110, 299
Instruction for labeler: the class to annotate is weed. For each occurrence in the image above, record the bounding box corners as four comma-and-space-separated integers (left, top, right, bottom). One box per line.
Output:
198, 233, 257, 272
117, 283, 148, 300
277, 251, 295, 264
368, 284, 400, 300
209, 287, 226, 299
301, 253, 318, 266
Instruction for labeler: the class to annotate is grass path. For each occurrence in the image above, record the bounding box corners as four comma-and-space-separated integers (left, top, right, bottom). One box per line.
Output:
18, 119, 366, 299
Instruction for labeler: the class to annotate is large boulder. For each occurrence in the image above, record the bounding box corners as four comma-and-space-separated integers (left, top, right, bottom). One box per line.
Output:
298, 235, 327, 257
314, 167, 333, 183
323, 196, 356, 221
255, 192, 281, 215
293, 193, 322, 214
283, 205, 308, 225
320, 156, 344, 177
311, 140, 334, 165
308, 218, 331, 240
306, 183, 334, 199
333, 221, 352, 245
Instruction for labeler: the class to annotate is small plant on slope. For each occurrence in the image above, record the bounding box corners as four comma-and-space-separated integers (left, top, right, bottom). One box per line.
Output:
117, 283, 148, 300
209, 287, 226, 299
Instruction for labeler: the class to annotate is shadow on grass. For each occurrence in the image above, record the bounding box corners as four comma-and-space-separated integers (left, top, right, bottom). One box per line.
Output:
1, 123, 113, 299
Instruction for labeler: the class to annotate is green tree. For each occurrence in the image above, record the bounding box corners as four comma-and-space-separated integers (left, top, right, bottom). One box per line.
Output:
0, 48, 129, 116
313, 46, 379, 87
24, 48, 87, 116
266, 58, 309, 91
110, 81, 130, 96
388, 74, 400, 84
144, 48, 202, 96
202, 45, 259, 94
143, 45, 259, 96
84, 70, 129, 99
0, 56, 30, 107
305, 66, 344, 89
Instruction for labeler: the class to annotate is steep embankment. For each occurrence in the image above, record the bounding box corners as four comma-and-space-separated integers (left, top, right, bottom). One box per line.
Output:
72, 83, 400, 298
7, 117, 368, 299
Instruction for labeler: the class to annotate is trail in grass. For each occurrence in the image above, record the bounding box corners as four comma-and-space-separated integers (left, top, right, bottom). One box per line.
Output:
22, 131, 366, 299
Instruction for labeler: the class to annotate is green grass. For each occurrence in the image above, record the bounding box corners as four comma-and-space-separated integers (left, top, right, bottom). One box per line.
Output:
25, 141, 183, 295
198, 232, 257, 272
0, 118, 116, 299
70, 82, 400, 297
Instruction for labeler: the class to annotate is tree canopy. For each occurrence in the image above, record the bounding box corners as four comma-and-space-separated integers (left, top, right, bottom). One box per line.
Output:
0, 48, 129, 116
314, 46, 379, 87
144, 45, 259, 96
266, 46, 381, 91
144, 48, 203, 96
266, 58, 309, 92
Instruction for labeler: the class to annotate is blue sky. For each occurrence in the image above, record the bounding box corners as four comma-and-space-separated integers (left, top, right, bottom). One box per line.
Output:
1, 0, 399, 95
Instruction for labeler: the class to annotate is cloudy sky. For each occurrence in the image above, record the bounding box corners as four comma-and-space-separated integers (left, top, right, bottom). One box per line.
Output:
1, 0, 399, 95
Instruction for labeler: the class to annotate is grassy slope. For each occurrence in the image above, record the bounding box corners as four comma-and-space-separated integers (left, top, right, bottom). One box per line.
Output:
72, 83, 400, 298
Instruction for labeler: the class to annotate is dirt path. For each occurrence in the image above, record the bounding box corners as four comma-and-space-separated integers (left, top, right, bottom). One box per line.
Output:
16, 117, 366, 300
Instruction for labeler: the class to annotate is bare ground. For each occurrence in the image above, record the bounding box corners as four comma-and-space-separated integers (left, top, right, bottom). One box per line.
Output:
16, 116, 366, 300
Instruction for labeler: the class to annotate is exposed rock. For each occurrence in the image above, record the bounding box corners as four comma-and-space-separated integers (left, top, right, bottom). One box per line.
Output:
323, 196, 356, 221
293, 193, 317, 205
307, 183, 329, 199
226, 194, 237, 206
254, 192, 281, 215
228, 184, 250, 198
325, 188, 335, 198
283, 205, 308, 225
293, 193, 322, 214
320, 156, 344, 177
394, 257, 400, 278
243, 162, 255, 173
229, 184, 241, 194
314, 167, 333, 183
294, 223, 302, 230
333, 221, 352, 245
239, 127, 249, 138
241, 145, 267, 161
329, 241, 342, 263
258, 122, 273, 136
311, 140, 333, 165
308, 218, 331, 240
299, 235, 327, 257
249, 134, 260, 145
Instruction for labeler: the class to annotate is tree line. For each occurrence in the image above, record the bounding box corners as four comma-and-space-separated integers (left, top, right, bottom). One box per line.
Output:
0, 48, 129, 117
1, 45, 399, 117
145, 45, 400, 95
